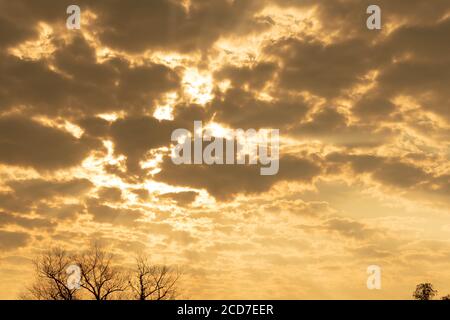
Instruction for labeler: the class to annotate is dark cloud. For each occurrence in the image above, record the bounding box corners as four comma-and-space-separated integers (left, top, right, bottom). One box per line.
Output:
156, 154, 321, 200
97, 187, 123, 203
384, 18, 450, 63
0, 0, 267, 54
87, 199, 143, 226
0, 178, 92, 219
34, 203, 85, 220
0, 212, 56, 231
0, 14, 34, 47
265, 38, 383, 98
353, 95, 397, 120
210, 88, 309, 129
0, 230, 30, 251
326, 153, 436, 189
352, 18, 450, 121
52, 36, 117, 89
86, 0, 267, 53
0, 53, 73, 115
160, 191, 198, 206
110, 116, 176, 174
0, 193, 30, 214
290, 107, 394, 147
215, 62, 277, 90
372, 161, 429, 188
0, 0, 72, 47
118, 62, 180, 109
171, 103, 213, 129
77, 117, 111, 138
376, 60, 450, 121
275, 0, 450, 39
0, 38, 180, 117
7, 178, 93, 202
131, 188, 152, 202
0, 117, 98, 170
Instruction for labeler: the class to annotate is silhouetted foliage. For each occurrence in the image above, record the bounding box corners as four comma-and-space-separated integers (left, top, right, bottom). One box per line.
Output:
413, 283, 438, 300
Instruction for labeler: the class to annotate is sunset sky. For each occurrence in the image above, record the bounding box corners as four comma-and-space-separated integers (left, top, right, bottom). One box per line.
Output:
0, 0, 449, 299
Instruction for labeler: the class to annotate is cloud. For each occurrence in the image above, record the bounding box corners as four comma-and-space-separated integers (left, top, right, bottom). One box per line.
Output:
0, 178, 93, 218
160, 191, 199, 206
0, 0, 449, 300
376, 60, 450, 121
86, 0, 267, 53
372, 161, 429, 188
76, 117, 111, 138
322, 217, 380, 240
0, 212, 56, 231
109, 116, 177, 173
265, 38, 381, 98
1, 34, 180, 117
156, 154, 321, 200
0, 0, 71, 47
0, 14, 34, 47
87, 199, 144, 226
7, 178, 93, 202
215, 62, 277, 91
210, 88, 309, 129
275, 0, 450, 39
0, 117, 98, 170
290, 107, 394, 147
97, 187, 123, 203
0, 230, 30, 251
353, 95, 397, 120
324, 153, 450, 208
326, 153, 434, 188
34, 203, 85, 220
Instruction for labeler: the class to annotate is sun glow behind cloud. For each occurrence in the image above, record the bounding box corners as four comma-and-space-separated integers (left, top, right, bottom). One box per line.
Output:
9, 23, 55, 60
182, 68, 214, 105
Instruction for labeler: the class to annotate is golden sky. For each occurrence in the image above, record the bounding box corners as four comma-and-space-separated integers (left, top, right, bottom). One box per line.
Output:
0, 0, 449, 299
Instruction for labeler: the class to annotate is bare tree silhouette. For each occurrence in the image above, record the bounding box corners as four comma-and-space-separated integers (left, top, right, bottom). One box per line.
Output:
129, 255, 181, 300
24, 245, 183, 300
76, 244, 128, 300
27, 248, 78, 300
413, 283, 438, 300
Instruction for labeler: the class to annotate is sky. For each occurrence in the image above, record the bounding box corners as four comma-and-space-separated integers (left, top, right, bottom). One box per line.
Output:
0, 0, 449, 299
